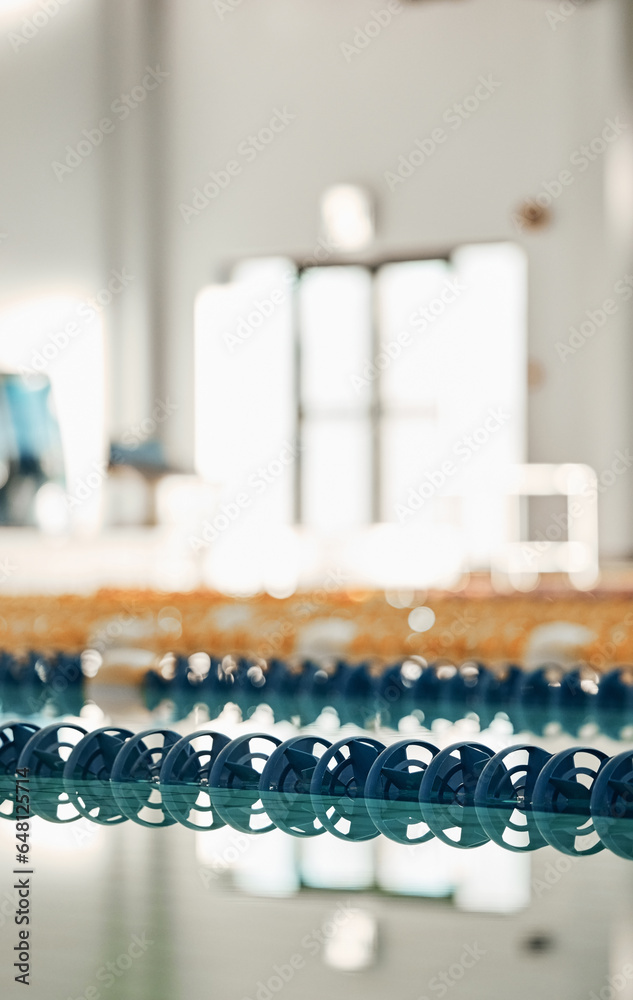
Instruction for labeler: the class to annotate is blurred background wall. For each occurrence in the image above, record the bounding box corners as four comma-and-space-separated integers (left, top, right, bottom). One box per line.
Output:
0, 0, 632, 557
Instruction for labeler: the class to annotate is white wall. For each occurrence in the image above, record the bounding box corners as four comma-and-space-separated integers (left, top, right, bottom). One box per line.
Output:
156, 0, 633, 557
1, 0, 632, 557
0, 0, 103, 295
0, 0, 157, 451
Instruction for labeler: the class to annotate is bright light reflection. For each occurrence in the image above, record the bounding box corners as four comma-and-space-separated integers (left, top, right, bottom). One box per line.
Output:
0, 0, 36, 11
195, 244, 526, 588
203, 525, 303, 596
408, 606, 436, 632
320, 184, 374, 252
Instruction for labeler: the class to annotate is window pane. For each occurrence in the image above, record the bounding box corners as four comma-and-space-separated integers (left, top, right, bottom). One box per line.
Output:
441, 242, 526, 463
378, 244, 527, 568
302, 417, 371, 530
300, 266, 372, 413
195, 258, 295, 529
381, 415, 439, 522
378, 259, 451, 412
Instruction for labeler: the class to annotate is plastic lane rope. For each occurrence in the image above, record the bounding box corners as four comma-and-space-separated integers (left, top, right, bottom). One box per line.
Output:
590, 748, 633, 860
532, 747, 609, 856
419, 742, 495, 849
208, 733, 282, 835
110, 728, 182, 827
0, 721, 40, 820
63, 727, 134, 825
17, 723, 88, 823
474, 745, 552, 852
160, 730, 232, 831
259, 735, 334, 838
3, 725, 633, 859
310, 736, 385, 842
364, 739, 439, 845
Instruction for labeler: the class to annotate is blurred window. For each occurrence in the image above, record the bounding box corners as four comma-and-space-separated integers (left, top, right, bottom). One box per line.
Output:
195, 244, 526, 572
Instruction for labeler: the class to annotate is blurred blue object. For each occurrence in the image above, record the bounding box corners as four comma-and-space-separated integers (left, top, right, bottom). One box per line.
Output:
0, 373, 65, 525
109, 438, 169, 473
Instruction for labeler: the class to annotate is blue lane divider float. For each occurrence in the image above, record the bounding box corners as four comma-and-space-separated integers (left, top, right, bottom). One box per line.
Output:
2, 652, 633, 740
0, 652, 84, 717
142, 657, 633, 738
2, 721, 633, 860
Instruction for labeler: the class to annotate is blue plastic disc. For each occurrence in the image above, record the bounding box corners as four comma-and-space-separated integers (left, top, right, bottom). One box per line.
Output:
590, 749, 633, 860
63, 727, 134, 825
532, 746, 608, 856
0, 722, 40, 821
365, 739, 439, 845
16, 723, 87, 824
208, 733, 282, 835
160, 730, 232, 831
474, 745, 552, 852
310, 736, 385, 842
260, 735, 333, 838
110, 728, 181, 827
419, 742, 494, 849
595, 667, 633, 739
